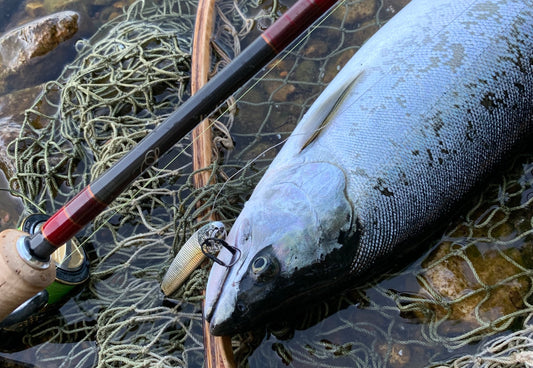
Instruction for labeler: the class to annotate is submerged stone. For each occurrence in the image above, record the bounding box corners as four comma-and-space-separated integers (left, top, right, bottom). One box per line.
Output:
332, 0, 377, 24
24, 2, 47, 18
0, 84, 43, 125
377, 343, 411, 368
0, 11, 78, 81
0, 163, 23, 231
42, 0, 84, 13
0, 119, 20, 178
0, 85, 44, 177
409, 241, 530, 335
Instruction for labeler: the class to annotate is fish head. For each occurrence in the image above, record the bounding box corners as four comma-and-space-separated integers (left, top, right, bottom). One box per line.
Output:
205, 162, 357, 335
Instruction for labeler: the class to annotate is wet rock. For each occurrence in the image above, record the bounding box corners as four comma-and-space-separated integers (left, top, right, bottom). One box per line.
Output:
42, 0, 84, 13
0, 119, 20, 178
332, 0, 378, 25
0, 169, 23, 231
24, 1, 47, 18
0, 84, 43, 125
0, 11, 79, 81
41, 0, 136, 25
239, 141, 280, 162
264, 81, 296, 102
0, 85, 44, 177
377, 343, 411, 368
292, 59, 320, 85
260, 60, 297, 102
323, 48, 356, 83
409, 242, 530, 334
303, 40, 329, 58
96, 2, 126, 22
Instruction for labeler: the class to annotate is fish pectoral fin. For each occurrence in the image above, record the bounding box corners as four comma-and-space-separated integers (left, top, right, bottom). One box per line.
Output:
300, 71, 363, 152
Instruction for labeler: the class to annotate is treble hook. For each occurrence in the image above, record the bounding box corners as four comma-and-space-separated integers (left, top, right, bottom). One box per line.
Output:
201, 237, 241, 267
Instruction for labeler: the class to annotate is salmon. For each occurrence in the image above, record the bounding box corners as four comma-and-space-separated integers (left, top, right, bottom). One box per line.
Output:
205, 0, 533, 335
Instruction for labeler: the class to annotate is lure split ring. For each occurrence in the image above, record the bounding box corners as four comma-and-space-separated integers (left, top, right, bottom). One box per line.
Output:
201, 237, 241, 268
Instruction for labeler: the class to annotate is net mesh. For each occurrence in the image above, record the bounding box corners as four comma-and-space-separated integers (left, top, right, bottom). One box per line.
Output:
3, 0, 533, 367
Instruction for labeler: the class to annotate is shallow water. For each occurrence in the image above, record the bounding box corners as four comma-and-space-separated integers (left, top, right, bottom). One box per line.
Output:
0, 0, 532, 368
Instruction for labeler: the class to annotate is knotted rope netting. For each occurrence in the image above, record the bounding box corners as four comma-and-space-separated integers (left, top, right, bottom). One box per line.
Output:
5, 0, 533, 367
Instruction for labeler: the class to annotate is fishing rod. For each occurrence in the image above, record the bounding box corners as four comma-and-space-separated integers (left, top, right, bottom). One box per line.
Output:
0, 0, 340, 322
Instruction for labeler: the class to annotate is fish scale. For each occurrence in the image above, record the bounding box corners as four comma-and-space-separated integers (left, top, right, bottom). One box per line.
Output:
205, 0, 533, 335
278, 1, 533, 272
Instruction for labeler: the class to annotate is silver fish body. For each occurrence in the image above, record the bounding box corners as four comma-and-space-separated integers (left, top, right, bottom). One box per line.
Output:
206, 0, 533, 335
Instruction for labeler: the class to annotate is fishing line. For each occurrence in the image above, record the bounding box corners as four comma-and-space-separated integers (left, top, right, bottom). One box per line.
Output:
58, 0, 348, 262
211, 136, 290, 214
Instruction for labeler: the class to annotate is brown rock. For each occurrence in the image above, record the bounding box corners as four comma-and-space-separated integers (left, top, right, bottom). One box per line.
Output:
332, 0, 378, 24
263, 80, 296, 102
413, 242, 530, 334
42, 0, 81, 12
323, 48, 356, 83
303, 40, 329, 58
0, 84, 44, 126
0, 84, 45, 177
25, 1, 47, 18
0, 11, 79, 79
0, 119, 20, 178
377, 343, 411, 368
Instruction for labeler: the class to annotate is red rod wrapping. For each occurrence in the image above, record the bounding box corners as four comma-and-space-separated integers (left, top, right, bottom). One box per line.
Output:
262, 0, 337, 52
41, 186, 107, 247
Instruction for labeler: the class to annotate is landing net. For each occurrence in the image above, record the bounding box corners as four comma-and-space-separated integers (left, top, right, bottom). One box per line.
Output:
6, 0, 533, 367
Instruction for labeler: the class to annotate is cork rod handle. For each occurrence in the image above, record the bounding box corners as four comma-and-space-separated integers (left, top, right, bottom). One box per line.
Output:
0, 229, 56, 321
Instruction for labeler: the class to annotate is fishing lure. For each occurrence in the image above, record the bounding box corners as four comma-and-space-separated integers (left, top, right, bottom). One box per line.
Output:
161, 221, 227, 296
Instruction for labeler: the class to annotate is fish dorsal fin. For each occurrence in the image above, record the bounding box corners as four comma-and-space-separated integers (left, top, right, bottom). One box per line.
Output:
300, 71, 363, 152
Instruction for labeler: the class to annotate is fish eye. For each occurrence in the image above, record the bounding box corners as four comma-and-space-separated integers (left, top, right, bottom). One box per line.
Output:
250, 255, 279, 281
236, 302, 248, 313
252, 257, 268, 273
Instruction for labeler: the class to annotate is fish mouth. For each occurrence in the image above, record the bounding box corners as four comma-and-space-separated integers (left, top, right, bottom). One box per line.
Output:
204, 196, 272, 334
203, 244, 239, 324
204, 215, 251, 327
208, 303, 249, 336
